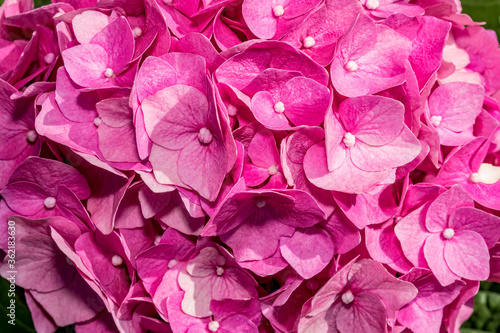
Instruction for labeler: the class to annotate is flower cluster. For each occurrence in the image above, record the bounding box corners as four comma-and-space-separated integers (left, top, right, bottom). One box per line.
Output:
1, 0, 500, 332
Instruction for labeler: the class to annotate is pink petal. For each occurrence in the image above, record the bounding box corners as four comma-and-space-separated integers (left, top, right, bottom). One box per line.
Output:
423, 234, 460, 286
90, 16, 134, 74
303, 141, 391, 193
62, 44, 109, 88
449, 207, 500, 248
349, 126, 421, 172
394, 204, 432, 268
339, 95, 404, 146
425, 186, 474, 233
335, 293, 387, 333
251, 90, 290, 129
428, 82, 484, 132
444, 230, 490, 281
281, 76, 330, 127
280, 225, 334, 279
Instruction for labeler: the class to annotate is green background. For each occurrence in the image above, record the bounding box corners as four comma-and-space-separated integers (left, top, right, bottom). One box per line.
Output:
0, 0, 500, 332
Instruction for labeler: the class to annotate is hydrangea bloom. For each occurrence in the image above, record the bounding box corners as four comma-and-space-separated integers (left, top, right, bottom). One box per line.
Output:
0, 0, 499, 332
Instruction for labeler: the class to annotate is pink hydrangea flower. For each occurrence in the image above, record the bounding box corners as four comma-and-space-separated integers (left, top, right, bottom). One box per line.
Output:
298, 258, 418, 333
304, 95, 421, 193
395, 185, 500, 286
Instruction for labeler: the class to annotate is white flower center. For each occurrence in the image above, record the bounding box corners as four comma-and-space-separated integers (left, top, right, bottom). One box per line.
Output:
93, 117, 102, 127
168, 259, 178, 269
226, 104, 238, 116
365, 0, 380, 10
133, 27, 142, 38
208, 321, 220, 332
44, 53, 55, 64
26, 130, 37, 143
273, 5, 284, 17
274, 101, 285, 113
104, 68, 115, 78
198, 127, 213, 144
111, 255, 123, 266
469, 163, 500, 185
303, 36, 316, 49
256, 198, 267, 208
443, 228, 455, 239
216, 266, 224, 276
430, 115, 442, 127
345, 60, 358, 72
268, 165, 279, 176
44, 197, 56, 209
342, 290, 354, 304
343, 132, 356, 148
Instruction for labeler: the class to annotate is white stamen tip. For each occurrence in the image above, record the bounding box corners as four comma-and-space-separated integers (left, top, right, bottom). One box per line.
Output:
430, 115, 442, 127
208, 321, 220, 332
303, 36, 316, 49
268, 165, 278, 176
216, 266, 224, 276
470, 163, 500, 185
256, 198, 267, 208
443, 228, 455, 239
154, 235, 162, 245
365, 0, 380, 10
44, 197, 56, 209
198, 127, 213, 144
93, 117, 102, 127
343, 132, 356, 148
44, 53, 55, 64
133, 27, 143, 38
470, 172, 481, 183
273, 5, 284, 17
111, 255, 123, 266
26, 130, 37, 143
226, 104, 238, 116
342, 290, 354, 304
345, 60, 358, 72
104, 68, 114, 78
274, 101, 285, 113
168, 259, 178, 269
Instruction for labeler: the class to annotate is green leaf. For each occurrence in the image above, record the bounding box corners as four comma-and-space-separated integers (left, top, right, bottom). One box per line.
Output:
0, 278, 36, 333
462, 0, 500, 40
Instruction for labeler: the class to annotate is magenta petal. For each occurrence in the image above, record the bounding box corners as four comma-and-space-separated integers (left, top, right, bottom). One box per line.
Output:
280, 225, 334, 279
425, 186, 474, 233
222, 218, 295, 261
428, 82, 484, 132
247, 126, 279, 168
449, 207, 500, 248
349, 126, 421, 172
72, 10, 111, 44
304, 141, 390, 193
444, 230, 490, 281
394, 204, 432, 268
241, 0, 278, 39
423, 234, 460, 286
251, 90, 290, 129
177, 138, 228, 201
335, 293, 387, 333
90, 16, 134, 74
30, 273, 104, 327
62, 44, 109, 88
339, 96, 404, 146
1, 181, 45, 215
281, 76, 330, 127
